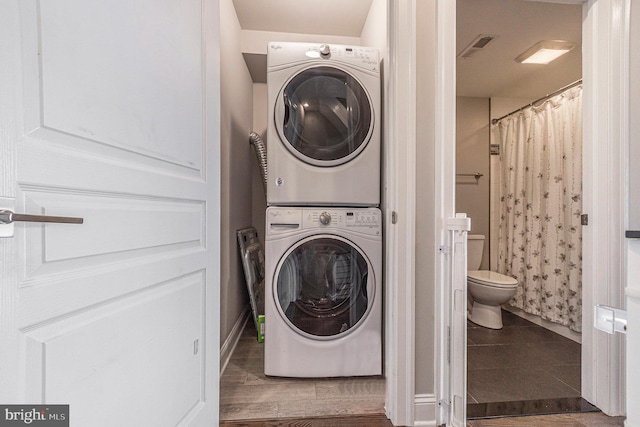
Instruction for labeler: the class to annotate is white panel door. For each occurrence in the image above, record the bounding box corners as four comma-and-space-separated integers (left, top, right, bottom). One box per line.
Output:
0, 1, 221, 426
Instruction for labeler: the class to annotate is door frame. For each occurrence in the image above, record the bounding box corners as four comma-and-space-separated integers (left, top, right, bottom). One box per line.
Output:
385, 0, 630, 424
580, 0, 629, 415
384, 1, 417, 425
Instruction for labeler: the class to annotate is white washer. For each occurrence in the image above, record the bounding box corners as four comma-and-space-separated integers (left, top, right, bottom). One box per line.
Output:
264, 207, 382, 377
267, 42, 381, 206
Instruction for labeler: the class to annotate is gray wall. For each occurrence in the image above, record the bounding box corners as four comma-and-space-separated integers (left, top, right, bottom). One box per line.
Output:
220, 0, 254, 346
456, 97, 490, 269
251, 83, 268, 243
415, 0, 437, 396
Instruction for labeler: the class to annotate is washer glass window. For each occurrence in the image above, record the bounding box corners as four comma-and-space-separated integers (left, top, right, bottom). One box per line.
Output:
280, 66, 372, 164
276, 237, 370, 337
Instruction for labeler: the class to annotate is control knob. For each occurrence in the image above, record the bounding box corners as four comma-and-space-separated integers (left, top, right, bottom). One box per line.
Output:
319, 212, 332, 225
319, 44, 331, 57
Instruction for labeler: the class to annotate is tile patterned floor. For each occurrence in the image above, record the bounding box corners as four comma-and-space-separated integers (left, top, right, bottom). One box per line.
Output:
467, 310, 582, 404
467, 310, 587, 418
467, 412, 625, 427
219, 323, 385, 421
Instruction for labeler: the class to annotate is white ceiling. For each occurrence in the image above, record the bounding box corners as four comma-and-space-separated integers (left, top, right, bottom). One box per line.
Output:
457, 0, 582, 98
232, 0, 582, 99
232, 0, 374, 37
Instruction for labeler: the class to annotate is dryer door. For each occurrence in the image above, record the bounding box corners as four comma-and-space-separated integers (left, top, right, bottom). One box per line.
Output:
275, 66, 373, 167
274, 235, 373, 339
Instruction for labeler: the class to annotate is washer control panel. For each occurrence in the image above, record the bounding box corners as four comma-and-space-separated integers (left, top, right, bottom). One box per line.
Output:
267, 207, 381, 237
304, 208, 381, 235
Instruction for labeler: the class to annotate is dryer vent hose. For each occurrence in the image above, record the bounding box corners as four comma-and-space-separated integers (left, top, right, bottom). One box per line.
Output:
249, 131, 268, 195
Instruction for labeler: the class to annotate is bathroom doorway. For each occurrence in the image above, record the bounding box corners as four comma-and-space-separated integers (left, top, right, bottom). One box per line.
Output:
455, 0, 589, 418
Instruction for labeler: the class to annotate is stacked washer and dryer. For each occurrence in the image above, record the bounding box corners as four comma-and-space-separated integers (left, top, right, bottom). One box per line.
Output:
264, 42, 383, 377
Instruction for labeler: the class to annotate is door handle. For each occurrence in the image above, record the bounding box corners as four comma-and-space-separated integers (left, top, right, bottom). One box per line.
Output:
594, 304, 627, 334
0, 210, 83, 224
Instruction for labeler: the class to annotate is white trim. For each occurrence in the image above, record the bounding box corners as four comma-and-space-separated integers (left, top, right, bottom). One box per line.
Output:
581, 0, 629, 416
219, 306, 250, 375
385, 0, 417, 425
435, 0, 458, 425
414, 394, 438, 427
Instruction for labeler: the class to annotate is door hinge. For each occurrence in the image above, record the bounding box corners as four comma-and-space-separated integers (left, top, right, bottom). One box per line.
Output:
391, 211, 398, 224
438, 398, 451, 413
581, 214, 588, 225
439, 245, 451, 255
437, 399, 451, 426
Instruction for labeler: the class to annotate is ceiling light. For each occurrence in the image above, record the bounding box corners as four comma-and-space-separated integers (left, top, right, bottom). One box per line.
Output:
515, 40, 576, 64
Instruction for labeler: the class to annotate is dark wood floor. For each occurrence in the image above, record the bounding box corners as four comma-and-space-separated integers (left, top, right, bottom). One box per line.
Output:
219, 414, 393, 427
219, 412, 625, 427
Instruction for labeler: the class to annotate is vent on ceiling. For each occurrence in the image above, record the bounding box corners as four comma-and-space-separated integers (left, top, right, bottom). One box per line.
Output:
458, 34, 496, 59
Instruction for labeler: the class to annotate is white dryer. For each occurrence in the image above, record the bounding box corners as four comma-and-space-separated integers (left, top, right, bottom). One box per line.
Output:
267, 42, 381, 206
264, 207, 382, 377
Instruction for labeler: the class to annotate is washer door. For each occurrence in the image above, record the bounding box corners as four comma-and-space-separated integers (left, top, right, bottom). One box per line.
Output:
275, 66, 373, 167
274, 235, 373, 339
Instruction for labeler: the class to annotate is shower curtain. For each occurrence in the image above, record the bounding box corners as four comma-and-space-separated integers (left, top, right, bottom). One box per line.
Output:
494, 86, 583, 332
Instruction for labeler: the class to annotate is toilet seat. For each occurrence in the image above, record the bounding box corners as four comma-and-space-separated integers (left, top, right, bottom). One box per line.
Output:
468, 270, 518, 288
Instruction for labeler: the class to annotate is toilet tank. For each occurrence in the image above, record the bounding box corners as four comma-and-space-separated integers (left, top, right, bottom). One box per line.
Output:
467, 234, 485, 270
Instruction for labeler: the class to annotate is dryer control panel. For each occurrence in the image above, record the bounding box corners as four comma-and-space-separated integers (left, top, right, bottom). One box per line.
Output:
268, 42, 380, 74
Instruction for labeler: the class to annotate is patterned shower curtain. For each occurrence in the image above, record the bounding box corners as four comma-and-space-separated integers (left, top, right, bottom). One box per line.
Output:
494, 86, 583, 332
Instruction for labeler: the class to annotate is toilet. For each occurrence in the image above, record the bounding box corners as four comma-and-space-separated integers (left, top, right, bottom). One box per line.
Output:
467, 235, 518, 329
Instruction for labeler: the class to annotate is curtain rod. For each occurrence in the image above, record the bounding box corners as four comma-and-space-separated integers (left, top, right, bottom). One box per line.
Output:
491, 79, 583, 125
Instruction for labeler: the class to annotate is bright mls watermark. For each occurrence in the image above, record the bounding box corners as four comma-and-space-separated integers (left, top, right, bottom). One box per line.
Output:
0, 406, 68, 426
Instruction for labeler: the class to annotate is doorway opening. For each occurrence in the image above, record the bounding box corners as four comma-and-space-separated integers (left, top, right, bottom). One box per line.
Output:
455, 0, 593, 418
217, 0, 389, 422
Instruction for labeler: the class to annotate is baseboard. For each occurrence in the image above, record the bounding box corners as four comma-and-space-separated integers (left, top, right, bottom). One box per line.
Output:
414, 394, 437, 427
220, 306, 250, 375
503, 304, 582, 344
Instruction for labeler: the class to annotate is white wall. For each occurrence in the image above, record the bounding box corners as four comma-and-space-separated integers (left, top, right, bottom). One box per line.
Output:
220, 0, 254, 347
360, 0, 387, 54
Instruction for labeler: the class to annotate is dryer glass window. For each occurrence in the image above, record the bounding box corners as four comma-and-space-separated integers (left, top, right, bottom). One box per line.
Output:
281, 66, 372, 163
276, 238, 369, 337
